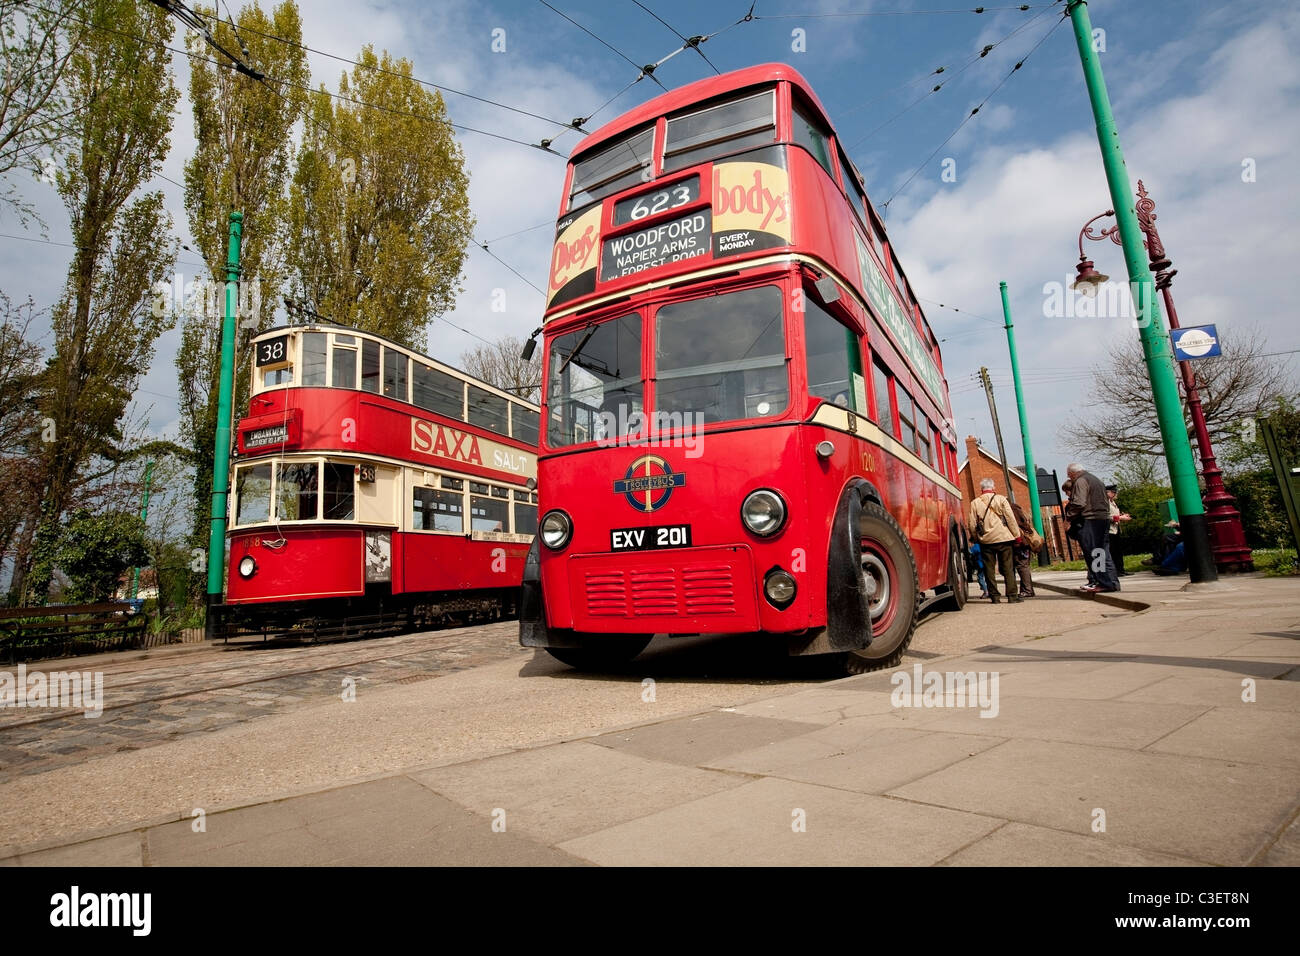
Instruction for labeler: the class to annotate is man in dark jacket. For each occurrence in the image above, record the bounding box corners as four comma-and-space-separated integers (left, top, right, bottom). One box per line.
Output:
1065, 463, 1118, 593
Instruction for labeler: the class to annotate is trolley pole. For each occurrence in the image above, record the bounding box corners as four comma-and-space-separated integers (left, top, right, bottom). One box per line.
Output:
1064, 0, 1216, 583
979, 366, 1016, 505
130, 459, 154, 601
999, 282, 1043, 531
205, 211, 243, 639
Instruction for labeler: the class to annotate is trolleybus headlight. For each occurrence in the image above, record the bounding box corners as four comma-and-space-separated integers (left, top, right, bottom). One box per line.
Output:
540, 510, 572, 550
741, 489, 786, 536
238, 555, 257, 579
764, 568, 797, 608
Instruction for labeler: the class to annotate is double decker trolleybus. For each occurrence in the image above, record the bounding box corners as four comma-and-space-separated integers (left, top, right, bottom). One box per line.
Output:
520, 63, 966, 674
217, 323, 540, 640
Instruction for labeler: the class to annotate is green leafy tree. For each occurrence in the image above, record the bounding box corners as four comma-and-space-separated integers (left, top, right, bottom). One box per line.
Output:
1221, 395, 1300, 549
176, 1, 308, 593
54, 509, 147, 604
20, 0, 179, 604
287, 46, 474, 349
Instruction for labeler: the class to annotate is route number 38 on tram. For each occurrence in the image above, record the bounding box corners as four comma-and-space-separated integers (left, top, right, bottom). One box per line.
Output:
520, 64, 967, 674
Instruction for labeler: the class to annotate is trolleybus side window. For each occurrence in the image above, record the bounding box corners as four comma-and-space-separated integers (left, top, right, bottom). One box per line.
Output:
569, 127, 655, 210
916, 415, 932, 466
468, 385, 510, 436
662, 89, 775, 173
655, 285, 786, 424
470, 484, 508, 532
332, 336, 357, 388
384, 348, 409, 401
791, 104, 833, 176
361, 338, 381, 394
234, 463, 272, 525
322, 462, 355, 520
897, 388, 917, 452
513, 489, 537, 536
276, 462, 318, 520
413, 362, 464, 420
512, 404, 539, 445
302, 333, 327, 387
873, 358, 894, 431
547, 313, 643, 448
803, 293, 857, 411
412, 486, 464, 533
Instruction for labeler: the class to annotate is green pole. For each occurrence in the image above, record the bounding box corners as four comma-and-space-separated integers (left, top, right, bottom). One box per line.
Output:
999, 282, 1042, 537
1064, 1, 1216, 583
130, 459, 155, 600
206, 211, 243, 635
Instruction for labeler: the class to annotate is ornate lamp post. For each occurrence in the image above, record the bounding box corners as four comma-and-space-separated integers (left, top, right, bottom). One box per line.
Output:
1076, 182, 1253, 572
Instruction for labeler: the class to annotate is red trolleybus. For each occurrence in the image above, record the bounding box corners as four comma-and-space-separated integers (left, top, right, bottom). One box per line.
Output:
520, 63, 966, 673
220, 323, 539, 639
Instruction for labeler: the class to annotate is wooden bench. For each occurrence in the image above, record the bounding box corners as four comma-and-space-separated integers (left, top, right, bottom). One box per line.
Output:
0, 602, 148, 663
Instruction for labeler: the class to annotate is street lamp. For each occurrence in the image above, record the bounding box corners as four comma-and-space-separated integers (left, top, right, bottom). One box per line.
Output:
1076, 182, 1253, 572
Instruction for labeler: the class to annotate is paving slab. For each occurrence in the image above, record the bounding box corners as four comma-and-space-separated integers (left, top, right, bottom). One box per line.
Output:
1257, 813, 1300, 866
590, 711, 822, 766
1119, 674, 1300, 712
557, 776, 1004, 866
0, 831, 144, 867
888, 738, 1299, 865
410, 741, 744, 844
937, 821, 1207, 867
1144, 706, 1300, 768
730, 687, 897, 724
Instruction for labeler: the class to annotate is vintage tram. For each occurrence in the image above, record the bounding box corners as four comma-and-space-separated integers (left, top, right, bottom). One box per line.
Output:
217, 323, 539, 639
522, 63, 966, 673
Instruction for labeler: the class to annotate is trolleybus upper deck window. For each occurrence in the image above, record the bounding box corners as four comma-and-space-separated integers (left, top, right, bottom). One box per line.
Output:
569, 127, 655, 210
791, 104, 833, 175
655, 284, 787, 425
662, 89, 775, 173
547, 313, 643, 448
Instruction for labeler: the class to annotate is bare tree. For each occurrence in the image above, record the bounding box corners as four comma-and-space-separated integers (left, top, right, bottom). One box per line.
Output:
459, 335, 540, 403
1062, 327, 1294, 465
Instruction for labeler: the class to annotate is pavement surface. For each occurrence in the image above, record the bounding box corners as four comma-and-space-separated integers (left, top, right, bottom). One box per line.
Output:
1, 569, 1296, 866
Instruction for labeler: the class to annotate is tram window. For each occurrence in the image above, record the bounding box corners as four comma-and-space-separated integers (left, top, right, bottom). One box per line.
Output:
792, 106, 834, 176
491, 485, 509, 499
897, 389, 917, 452
275, 462, 318, 521
413, 363, 465, 419
656, 285, 786, 425
804, 295, 854, 410
514, 501, 537, 536
470, 481, 489, 495
361, 338, 380, 393
263, 367, 293, 387
332, 345, 357, 389
570, 126, 655, 209
663, 90, 775, 173
234, 464, 272, 525
383, 349, 409, 401
470, 493, 509, 533
873, 359, 894, 430
322, 462, 355, 520
412, 487, 464, 533
468, 386, 510, 435
301, 333, 327, 387
442, 476, 464, 491
512, 404, 539, 445
547, 313, 644, 448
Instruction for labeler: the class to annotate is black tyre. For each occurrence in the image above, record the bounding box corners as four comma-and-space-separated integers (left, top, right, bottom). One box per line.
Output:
841, 500, 919, 675
545, 634, 652, 669
941, 530, 969, 612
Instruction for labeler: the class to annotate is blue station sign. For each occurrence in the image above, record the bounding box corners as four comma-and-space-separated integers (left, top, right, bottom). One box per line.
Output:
1171, 324, 1221, 361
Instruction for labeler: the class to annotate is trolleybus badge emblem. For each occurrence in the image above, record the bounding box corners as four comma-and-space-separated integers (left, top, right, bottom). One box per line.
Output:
613, 454, 685, 512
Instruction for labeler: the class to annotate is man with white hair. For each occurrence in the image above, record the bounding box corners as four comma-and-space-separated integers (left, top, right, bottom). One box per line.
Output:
966, 477, 1022, 603
1064, 462, 1119, 593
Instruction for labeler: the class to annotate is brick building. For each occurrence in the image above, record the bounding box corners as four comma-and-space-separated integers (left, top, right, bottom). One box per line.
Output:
958, 436, 1073, 562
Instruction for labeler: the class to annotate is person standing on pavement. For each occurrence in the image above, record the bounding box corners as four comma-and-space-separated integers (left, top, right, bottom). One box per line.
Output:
1064, 463, 1119, 593
967, 478, 1022, 604
1009, 500, 1038, 597
1106, 484, 1132, 577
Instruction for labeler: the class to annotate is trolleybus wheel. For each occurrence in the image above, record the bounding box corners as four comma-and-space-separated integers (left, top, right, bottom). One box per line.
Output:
840, 500, 918, 675
545, 634, 652, 670
941, 529, 968, 612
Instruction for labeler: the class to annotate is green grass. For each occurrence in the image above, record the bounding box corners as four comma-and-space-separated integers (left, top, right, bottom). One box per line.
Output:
1042, 548, 1297, 575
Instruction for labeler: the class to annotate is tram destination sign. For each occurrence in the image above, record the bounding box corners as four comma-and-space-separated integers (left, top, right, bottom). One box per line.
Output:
243, 423, 289, 448
601, 209, 712, 281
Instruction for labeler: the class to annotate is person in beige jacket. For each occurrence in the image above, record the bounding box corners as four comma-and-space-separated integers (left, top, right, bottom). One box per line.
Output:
967, 478, 1022, 603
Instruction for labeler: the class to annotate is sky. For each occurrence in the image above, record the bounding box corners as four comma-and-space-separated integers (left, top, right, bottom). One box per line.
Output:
1, 0, 1297, 487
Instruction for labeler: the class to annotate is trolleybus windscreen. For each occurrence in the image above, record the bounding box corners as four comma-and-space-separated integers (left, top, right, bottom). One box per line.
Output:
655, 285, 787, 425
546, 314, 643, 447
